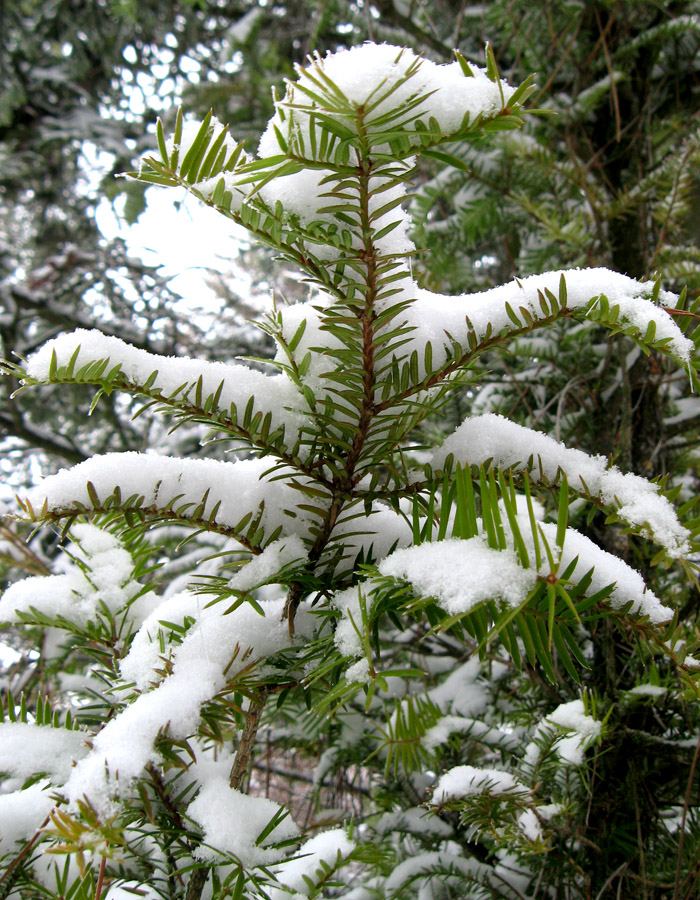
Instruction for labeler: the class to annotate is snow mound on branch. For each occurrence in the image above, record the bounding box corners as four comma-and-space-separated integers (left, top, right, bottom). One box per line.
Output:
22, 453, 313, 540
422, 715, 520, 752
378, 536, 537, 615
280, 268, 691, 390
538, 523, 673, 623
524, 699, 601, 767
228, 536, 307, 592
385, 850, 488, 892
432, 413, 690, 556
269, 829, 355, 898
432, 765, 528, 804
254, 43, 515, 255
0, 722, 89, 783
259, 43, 515, 158
24, 328, 306, 442
65, 596, 307, 813
428, 657, 488, 717
402, 267, 691, 364
188, 778, 298, 867
0, 781, 55, 856
376, 524, 673, 625
0, 523, 157, 627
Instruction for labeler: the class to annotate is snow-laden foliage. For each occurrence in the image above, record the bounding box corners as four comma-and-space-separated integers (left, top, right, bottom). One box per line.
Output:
1, 41, 699, 900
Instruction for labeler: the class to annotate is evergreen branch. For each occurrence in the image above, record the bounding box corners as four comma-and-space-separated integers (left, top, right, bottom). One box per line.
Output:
283, 109, 386, 635
17, 501, 264, 554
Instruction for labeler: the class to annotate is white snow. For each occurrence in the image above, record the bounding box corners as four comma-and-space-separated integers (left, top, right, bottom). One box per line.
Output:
22, 454, 314, 541
332, 585, 368, 659
516, 809, 542, 842
547, 698, 600, 737
427, 657, 488, 717
363, 510, 671, 651
0, 524, 157, 627
516, 804, 560, 842
187, 779, 298, 866
104, 884, 161, 900
345, 657, 371, 683
65, 595, 302, 811
249, 43, 517, 270
0, 722, 89, 782
431, 765, 528, 804
384, 849, 487, 892
118, 590, 202, 690
432, 413, 690, 556
393, 267, 691, 366
628, 683, 667, 697
228, 536, 307, 592
278, 268, 690, 411
378, 536, 538, 616
422, 715, 519, 752
374, 806, 453, 838
227, 6, 263, 44
524, 699, 601, 767
0, 781, 55, 855
269, 829, 355, 898
24, 329, 305, 442
537, 522, 673, 624
260, 43, 515, 160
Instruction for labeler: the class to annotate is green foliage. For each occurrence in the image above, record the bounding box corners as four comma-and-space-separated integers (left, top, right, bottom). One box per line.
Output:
1, 8, 700, 900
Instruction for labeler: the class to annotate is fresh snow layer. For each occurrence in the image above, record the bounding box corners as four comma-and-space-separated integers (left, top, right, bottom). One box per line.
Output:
378, 536, 537, 615
432, 765, 528, 804
24, 329, 305, 441
546, 698, 600, 737
21, 456, 412, 574
374, 807, 453, 838
0, 524, 157, 627
432, 413, 690, 556
187, 780, 298, 866
0, 722, 89, 782
22, 454, 313, 540
269, 829, 355, 898
331, 585, 370, 660
376, 520, 672, 627
422, 715, 519, 753
428, 657, 487, 717
228, 535, 307, 592
385, 850, 487, 893
537, 522, 673, 623
0, 781, 55, 855
278, 267, 690, 399
119, 590, 204, 690
524, 699, 601, 767
262, 43, 515, 148
395, 268, 691, 365
187, 44, 516, 264
628, 683, 667, 697
517, 803, 561, 842
104, 884, 161, 900
66, 596, 300, 811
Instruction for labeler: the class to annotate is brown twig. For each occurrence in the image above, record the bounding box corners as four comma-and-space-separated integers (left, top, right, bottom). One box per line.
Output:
185, 693, 269, 900
0, 813, 52, 899
94, 856, 107, 900
229, 692, 268, 790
